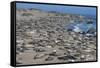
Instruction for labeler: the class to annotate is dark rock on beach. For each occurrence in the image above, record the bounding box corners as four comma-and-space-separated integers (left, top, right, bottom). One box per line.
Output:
57, 55, 77, 60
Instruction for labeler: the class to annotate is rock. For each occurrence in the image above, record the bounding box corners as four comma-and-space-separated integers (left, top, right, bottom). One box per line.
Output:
19, 46, 29, 52
84, 49, 92, 52
33, 48, 46, 52
45, 56, 54, 61
46, 45, 52, 48
55, 40, 60, 43
64, 46, 70, 49
16, 47, 24, 53
24, 44, 34, 48
53, 50, 57, 52
57, 55, 76, 60
86, 33, 94, 37
49, 52, 59, 56
81, 55, 85, 59
34, 54, 47, 59
87, 19, 93, 24
59, 47, 65, 50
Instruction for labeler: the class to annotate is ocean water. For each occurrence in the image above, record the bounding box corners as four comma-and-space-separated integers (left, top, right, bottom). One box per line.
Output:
66, 16, 96, 34
16, 3, 96, 16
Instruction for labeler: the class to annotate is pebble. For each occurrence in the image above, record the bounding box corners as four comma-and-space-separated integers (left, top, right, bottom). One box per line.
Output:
45, 56, 54, 61
34, 54, 47, 59
57, 55, 76, 60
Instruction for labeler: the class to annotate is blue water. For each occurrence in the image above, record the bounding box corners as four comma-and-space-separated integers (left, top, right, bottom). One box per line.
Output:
66, 18, 96, 34
16, 3, 96, 16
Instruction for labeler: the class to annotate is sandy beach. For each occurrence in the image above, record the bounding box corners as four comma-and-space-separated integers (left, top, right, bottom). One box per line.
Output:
16, 8, 97, 65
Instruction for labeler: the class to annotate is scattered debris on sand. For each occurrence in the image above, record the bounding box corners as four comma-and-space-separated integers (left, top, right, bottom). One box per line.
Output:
16, 8, 96, 65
